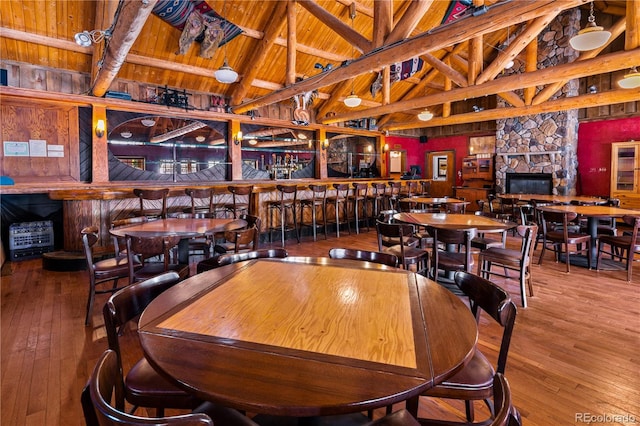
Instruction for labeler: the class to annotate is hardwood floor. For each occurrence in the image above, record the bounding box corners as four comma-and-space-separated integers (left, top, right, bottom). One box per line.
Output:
1, 228, 638, 426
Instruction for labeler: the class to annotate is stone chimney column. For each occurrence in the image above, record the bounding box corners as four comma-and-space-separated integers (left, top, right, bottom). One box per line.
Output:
495, 8, 581, 195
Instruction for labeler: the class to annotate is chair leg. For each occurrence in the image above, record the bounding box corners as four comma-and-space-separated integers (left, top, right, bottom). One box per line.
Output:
85, 280, 96, 326
465, 400, 475, 422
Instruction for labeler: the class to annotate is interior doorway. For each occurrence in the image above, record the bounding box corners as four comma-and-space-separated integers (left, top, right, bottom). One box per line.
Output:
425, 150, 455, 197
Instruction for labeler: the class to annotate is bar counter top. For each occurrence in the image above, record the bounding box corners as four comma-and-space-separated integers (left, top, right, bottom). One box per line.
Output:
0, 178, 404, 199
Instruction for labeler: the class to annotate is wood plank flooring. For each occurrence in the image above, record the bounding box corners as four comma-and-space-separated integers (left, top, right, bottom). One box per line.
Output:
1, 228, 638, 426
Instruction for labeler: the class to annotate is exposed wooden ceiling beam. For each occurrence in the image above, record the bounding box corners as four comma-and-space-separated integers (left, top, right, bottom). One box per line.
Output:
232, 0, 588, 114
323, 48, 640, 124
230, 2, 288, 105
532, 16, 626, 105
91, 0, 157, 97
297, 0, 372, 53
384, 0, 434, 46
387, 87, 640, 130
625, 0, 639, 49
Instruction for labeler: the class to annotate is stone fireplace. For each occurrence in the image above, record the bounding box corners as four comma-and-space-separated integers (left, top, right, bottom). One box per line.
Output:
494, 9, 581, 196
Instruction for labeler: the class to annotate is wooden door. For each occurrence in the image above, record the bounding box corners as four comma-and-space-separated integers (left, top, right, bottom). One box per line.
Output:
425, 150, 455, 197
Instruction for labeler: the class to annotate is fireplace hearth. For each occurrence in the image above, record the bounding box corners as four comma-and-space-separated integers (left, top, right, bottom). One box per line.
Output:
506, 173, 552, 195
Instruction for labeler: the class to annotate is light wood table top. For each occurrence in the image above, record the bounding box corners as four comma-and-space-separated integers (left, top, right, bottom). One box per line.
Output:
537, 205, 640, 218
138, 257, 477, 417
109, 217, 245, 238
497, 194, 607, 204
394, 212, 514, 232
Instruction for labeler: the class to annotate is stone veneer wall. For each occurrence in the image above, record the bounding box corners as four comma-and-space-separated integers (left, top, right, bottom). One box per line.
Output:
495, 9, 581, 195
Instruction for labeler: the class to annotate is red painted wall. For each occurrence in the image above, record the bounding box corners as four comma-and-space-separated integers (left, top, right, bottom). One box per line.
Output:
577, 116, 640, 196
385, 134, 471, 179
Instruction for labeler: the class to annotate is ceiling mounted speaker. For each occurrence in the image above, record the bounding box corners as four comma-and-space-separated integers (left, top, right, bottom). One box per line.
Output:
419, 136, 428, 144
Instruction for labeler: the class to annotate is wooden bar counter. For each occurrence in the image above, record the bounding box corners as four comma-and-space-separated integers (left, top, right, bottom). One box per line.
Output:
2, 178, 412, 252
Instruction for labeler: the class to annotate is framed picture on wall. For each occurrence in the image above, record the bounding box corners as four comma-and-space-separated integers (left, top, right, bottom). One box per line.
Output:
437, 157, 447, 178
469, 136, 495, 155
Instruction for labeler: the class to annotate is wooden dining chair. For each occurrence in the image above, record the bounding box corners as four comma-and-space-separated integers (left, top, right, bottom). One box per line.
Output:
376, 221, 428, 274
426, 226, 477, 284
413, 271, 517, 423
329, 247, 399, 268
132, 188, 169, 219
213, 214, 262, 254
196, 248, 289, 273
81, 226, 139, 326
537, 210, 591, 272
478, 224, 538, 308
110, 216, 149, 256
596, 215, 640, 282
125, 234, 190, 284
83, 349, 258, 426
102, 272, 201, 416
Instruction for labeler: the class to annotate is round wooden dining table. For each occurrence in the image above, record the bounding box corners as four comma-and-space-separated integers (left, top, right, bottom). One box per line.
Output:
537, 204, 640, 265
497, 193, 607, 205
109, 217, 246, 263
401, 197, 469, 207
138, 257, 478, 417
393, 212, 514, 232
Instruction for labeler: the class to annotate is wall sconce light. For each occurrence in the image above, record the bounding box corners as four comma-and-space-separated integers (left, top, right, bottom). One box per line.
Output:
383, 143, 389, 152
322, 139, 329, 150
234, 131, 243, 145
95, 119, 105, 138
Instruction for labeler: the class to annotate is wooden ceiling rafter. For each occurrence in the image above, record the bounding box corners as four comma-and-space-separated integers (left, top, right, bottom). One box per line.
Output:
323, 48, 639, 125
297, 0, 371, 54
91, 0, 157, 96
232, 0, 588, 114
532, 16, 626, 106
387, 86, 640, 130
229, 1, 288, 106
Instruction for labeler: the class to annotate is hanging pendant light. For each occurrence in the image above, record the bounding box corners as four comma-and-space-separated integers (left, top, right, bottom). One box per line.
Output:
618, 67, 640, 89
417, 109, 434, 121
215, 0, 238, 84
344, 92, 362, 108
569, 2, 611, 51
215, 58, 238, 84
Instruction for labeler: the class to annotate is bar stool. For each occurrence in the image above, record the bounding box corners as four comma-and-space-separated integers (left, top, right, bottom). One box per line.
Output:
351, 182, 369, 234
183, 187, 225, 217
266, 184, 300, 247
299, 184, 328, 241
385, 181, 402, 211
367, 183, 387, 223
327, 183, 351, 237
224, 185, 253, 218
132, 188, 169, 219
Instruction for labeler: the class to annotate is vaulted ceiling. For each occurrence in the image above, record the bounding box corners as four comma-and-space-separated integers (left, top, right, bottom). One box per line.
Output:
0, 0, 638, 132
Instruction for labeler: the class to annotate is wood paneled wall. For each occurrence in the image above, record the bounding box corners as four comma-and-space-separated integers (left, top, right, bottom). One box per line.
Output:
0, 98, 80, 183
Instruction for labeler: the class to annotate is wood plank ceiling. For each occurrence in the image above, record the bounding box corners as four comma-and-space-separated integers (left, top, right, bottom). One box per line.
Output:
0, 0, 638, 132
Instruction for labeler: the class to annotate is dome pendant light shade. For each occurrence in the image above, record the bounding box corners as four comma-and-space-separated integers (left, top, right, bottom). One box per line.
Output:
569, 2, 611, 51
215, 58, 238, 84
417, 109, 434, 121
344, 93, 362, 108
618, 67, 640, 89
